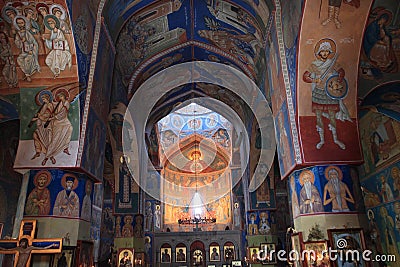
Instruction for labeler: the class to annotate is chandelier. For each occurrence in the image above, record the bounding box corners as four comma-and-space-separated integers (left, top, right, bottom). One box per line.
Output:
177, 103, 216, 229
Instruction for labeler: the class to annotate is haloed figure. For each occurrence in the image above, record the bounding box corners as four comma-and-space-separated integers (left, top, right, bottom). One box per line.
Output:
42, 88, 73, 165
14, 16, 40, 82
303, 39, 351, 150
42, 15, 72, 78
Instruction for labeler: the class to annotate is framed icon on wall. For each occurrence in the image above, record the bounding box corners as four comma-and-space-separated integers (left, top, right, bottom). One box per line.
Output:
176, 246, 187, 262
50, 246, 75, 267
160, 247, 172, 263
328, 228, 365, 267
118, 248, 134, 267
303, 240, 330, 267
209, 245, 220, 262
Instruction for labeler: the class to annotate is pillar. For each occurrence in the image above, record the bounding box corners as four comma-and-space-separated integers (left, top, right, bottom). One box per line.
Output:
269, 1, 374, 266
288, 165, 367, 265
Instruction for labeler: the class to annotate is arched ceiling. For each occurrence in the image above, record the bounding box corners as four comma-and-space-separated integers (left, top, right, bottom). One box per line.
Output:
105, 0, 272, 98
147, 83, 253, 128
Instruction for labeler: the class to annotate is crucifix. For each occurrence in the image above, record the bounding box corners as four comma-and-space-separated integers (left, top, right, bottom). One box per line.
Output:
193, 217, 202, 232
0, 219, 62, 267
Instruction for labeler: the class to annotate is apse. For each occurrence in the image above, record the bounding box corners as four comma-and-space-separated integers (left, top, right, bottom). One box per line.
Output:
157, 102, 235, 232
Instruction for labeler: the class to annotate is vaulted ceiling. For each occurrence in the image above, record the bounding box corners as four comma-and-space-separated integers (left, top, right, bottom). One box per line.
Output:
104, 0, 272, 110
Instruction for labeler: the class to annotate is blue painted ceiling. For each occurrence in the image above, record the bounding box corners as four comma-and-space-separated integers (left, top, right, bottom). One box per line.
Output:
107, 0, 271, 97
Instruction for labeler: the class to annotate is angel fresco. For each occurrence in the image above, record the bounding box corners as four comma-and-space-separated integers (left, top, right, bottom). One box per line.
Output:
30, 90, 54, 161
42, 89, 73, 165
30, 88, 73, 165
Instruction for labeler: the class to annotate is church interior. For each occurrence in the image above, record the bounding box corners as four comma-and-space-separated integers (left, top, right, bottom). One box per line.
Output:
1, 0, 400, 266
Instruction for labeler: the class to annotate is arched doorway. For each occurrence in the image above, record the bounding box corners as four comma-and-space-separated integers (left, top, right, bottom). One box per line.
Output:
190, 240, 205, 267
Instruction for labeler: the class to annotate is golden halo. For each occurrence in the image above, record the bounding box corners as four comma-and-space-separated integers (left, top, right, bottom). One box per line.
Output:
119, 249, 133, 258
314, 38, 336, 59
35, 89, 53, 106
299, 170, 315, 186
324, 166, 343, 180
33, 170, 52, 188
61, 173, 79, 190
